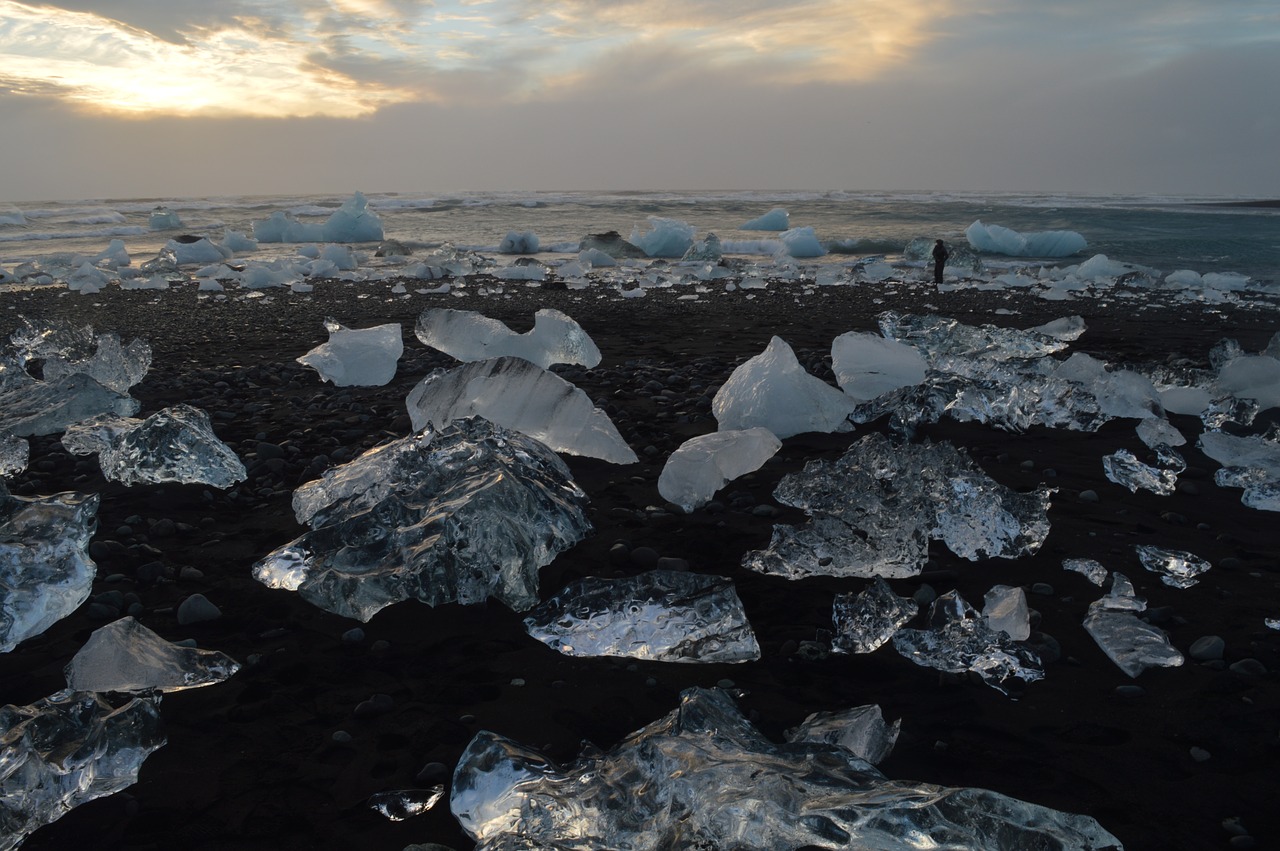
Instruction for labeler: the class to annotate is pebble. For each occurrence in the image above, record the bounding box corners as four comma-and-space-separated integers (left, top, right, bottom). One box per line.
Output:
1019, 459, 1035, 471
341, 627, 365, 644
354, 693, 393, 718
912, 584, 937, 607
1029, 582, 1055, 597
607, 542, 631, 564
629, 546, 660, 568
179, 566, 204, 581
716, 679, 735, 689
1229, 658, 1267, 676
370, 639, 391, 654
656, 556, 689, 572
1078, 489, 1099, 503
1229, 836, 1257, 849
750, 504, 779, 518
1222, 817, 1248, 837
1114, 685, 1146, 698
1188, 635, 1225, 661
1189, 746, 1211, 762
416, 762, 449, 784
510, 678, 525, 687
176, 593, 222, 625
331, 730, 352, 743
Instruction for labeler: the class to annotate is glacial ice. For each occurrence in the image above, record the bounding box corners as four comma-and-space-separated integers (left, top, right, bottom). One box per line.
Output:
296, 319, 403, 387
657, 428, 781, 513
61, 404, 246, 489
368, 787, 445, 821
0, 431, 27, 477
253, 418, 592, 620
1136, 417, 1186, 448
9, 317, 151, 395
1215, 355, 1280, 411
523, 570, 760, 663
983, 584, 1031, 640
628, 216, 695, 258
164, 237, 231, 265
498, 231, 539, 254
414, 308, 602, 370
741, 208, 789, 230
0, 373, 140, 438
451, 687, 1120, 850
405, 357, 637, 464
0, 690, 165, 851
830, 331, 927, 402
1083, 572, 1184, 677
1134, 544, 1210, 589
1063, 557, 1109, 586
148, 207, 182, 229
65, 617, 240, 693
0, 484, 98, 653
712, 336, 857, 439
252, 192, 383, 243
783, 704, 900, 765
778, 226, 825, 258
965, 221, 1088, 258
1102, 448, 1179, 495
681, 232, 723, 261
831, 577, 919, 654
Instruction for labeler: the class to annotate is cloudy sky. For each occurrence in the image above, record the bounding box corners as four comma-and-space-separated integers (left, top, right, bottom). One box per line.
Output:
2, 0, 1277, 201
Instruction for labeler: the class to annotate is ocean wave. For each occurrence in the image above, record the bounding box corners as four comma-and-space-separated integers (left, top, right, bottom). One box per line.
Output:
0, 226, 147, 243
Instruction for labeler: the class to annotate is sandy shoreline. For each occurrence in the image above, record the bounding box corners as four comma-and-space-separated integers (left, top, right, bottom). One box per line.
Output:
3, 277, 1280, 850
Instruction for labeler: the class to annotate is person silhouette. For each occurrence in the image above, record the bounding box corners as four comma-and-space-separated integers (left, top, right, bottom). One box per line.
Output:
931, 239, 949, 285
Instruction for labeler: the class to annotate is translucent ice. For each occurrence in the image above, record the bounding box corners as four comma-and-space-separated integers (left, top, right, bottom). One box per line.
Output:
712, 336, 857, 439
254, 418, 592, 620
1198, 430, 1280, 475
0, 372, 140, 438
10, 318, 150, 395
741, 208, 789, 230
405, 357, 637, 464
451, 687, 1119, 850
830, 331, 927, 402
1134, 544, 1210, 589
297, 319, 403, 387
0, 484, 98, 653
681, 232, 723, 261
778, 226, 825, 258
368, 787, 445, 821
1136, 417, 1186, 448
1215, 355, 1280, 411
1083, 572, 1184, 677
1102, 449, 1179, 495
983, 584, 1030, 641
628, 216, 695, 258
1063, 557, 1109, 586
523, 570, 760, 663
783, 704, 899, 765
831, 577, 919, 654
65, 617, 240, 693
61, 404, 246, 488
657, 428, 781, 513
323, 191, 384, 242
0, 431, 27, 477
148, 206, 182, 229
498, 230, 539, 254
414, 308, 602, 369
0, 690, 164, 851
965, 221, 1087, 258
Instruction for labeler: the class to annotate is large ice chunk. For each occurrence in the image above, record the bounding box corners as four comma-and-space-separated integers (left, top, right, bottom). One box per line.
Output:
830, 331, 927, 402
966, 221, 1088, 257
0, 484, 98, 653
1198, 430, 1280, 510
65, 617, 240, 693
712, 336, 857, 438
628, 216, 695, 258
832, 577, 919, 653
61, 404, 246, 488
783, 704, 899, 765
405, 357, 637, 464
657, 428, 781, 513
0, 690, 164, 851
0, 372, 140, 438
451, 687, 1120, 850
253, 418, 592, 620
414, 308, 602, 369
1083, 572, 1184, 677
321, 192, 384, 242
1215, 355, 1280, 411
523, 570, 760, 663
740, 208, 789, 230
297, 319, 403, 387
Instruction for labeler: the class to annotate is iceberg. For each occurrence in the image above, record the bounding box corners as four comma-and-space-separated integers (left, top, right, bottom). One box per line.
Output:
498, 230, 539, 254
657, 428, 781, 513
783, 704, 899, 765
415, 308, 602, 369
451, 687, 1120, 850
405, 357, 637, 464
1083, 572, 1184, 677
64, 617, 240, 693
831, 577, 919, 654
712, 336, 857, 439
523, 570, 760, 663
297, 319, 403, 387
681, 232, 723, 262
777, 226, 825, 258
740, 207, 789, 230
321, 191, 384, 242
965, 221, 1087, 257
148, 207, 182, 229
252, 210, 324, 243
164, 236, 231, 265
628, 216, 695, 258
830, 332, 927, 402
253, 418, 592, 620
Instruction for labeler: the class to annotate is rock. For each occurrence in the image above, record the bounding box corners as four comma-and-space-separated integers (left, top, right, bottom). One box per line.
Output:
1189, 635, 1225, 662
629, 546, 660, 568
1078, 490, 1099, 503
176, 593, 222, 625
1229, 658, 1267, 676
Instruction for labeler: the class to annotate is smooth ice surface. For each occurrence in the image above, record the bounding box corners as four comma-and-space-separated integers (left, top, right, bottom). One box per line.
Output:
1216, 355, 1280, 411
783, 704, 900, 765
254, 418, 592, 621
712, 336, 857, 439
778, 226, 825, 258
523, 570, 760, 663
0, 484, 98, 653
1102, 449, 1179, 495
832, 577, 919, 654
965, 221, 1087, 258
405, 357, 637, 464
62, 404, 246, 488
1135, 544, 1210, 589
831, 332, 927, 402
1136, 417, 1186, 449
297, 319, 403, 387
0, 431, 27, 477
983, 584, 1031, 640
657, 428, 781, 513
65, 617, 240, 693
1083, 572, 1184, 677
451, 687, 1120, 850
414, 308, 602, 369
0, 689, 165, 851
740, 208, 789, 230
1063, 557, 1109, 586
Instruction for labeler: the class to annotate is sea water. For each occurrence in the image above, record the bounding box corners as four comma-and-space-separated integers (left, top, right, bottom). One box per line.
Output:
0, 190, 1276, 283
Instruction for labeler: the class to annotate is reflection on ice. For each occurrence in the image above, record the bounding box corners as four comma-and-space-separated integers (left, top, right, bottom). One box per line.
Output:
657, 427, 781, 513
368, 787, 445, 821
415, 307, 602, 370
65, 617, 240, 693
1134, 544, 1211, 589
296, 319, 403, 387
783, 704, 900, 765
1102, 448, 1180, 495
831, 577, 918, 654
1083, 572, 1184, 677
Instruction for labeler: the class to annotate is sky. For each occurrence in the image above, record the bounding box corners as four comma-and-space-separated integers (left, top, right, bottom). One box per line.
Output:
1, 0, 1278, 201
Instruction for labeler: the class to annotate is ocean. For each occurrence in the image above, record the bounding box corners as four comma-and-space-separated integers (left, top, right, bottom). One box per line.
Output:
1, 190, 1277, 284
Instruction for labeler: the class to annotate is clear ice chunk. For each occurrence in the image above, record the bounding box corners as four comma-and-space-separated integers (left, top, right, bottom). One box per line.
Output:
0, 431, 27, 477
1102, 449, 1178, 495
523, 570, 760, 663
450, 687, 1120, 850
0, 689, 164, 851
368, 786, 445, 821
1063, 557, 1109, 586
1136, 417, 1186, 449
253, 418, 592, 621
657, 427, 781, 513
296, 319, 403, 387
405, 356, 638, 464
1134, 544, 1210, 589
64, 617, 240, 693
9, 317, 150, 395
783, 704, 900, 765
831, 577, 918, 654
1083, 572, 1184, 677
830, 331, 927, 402
983, 584, 1031, 640
0, 372, 140, 438
0, 484, 98, 653
61, 404, 246, 488
415, 308, 602, 369
878, 311, 1073, 362
712, 336, 857, 439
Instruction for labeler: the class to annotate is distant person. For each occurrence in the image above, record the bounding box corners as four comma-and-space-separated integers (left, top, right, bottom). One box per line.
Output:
931, 239, 949, 285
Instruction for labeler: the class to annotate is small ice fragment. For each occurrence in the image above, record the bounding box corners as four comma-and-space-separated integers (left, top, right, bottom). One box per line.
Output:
1063, 557, 1108, 586
1136, 417, 1186, 449
297, 319, 403, 387
64, 617, 240, 693
1135, 544, 1211, 589
414, 307, 601, 369
831, 577, 918, 654
368, 786, 445, 821
1102, 449, 1178, 495
983, 584, 1030, 640
657, 428, 781, 513
1083, 572, 1184, 677
783, 704, 900, 764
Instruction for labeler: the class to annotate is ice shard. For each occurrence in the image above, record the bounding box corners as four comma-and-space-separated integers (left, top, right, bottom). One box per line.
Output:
368, 787, 444, 821
783, 704, 900, 765
878, 312, 1074, 363
657, 428, 781, 513
523, 570, 760, 663
253, 418, 592, 620
983, 584, 1031, 640
1134, 544, 1210, 589
0, 371, 140, 438
831, 577, 919, 654
451, 687, 1121, 850
1136, 417, 1186, 449
0, 690, 165, 851
1063, 557, 1109, 586
1083, 572, 1184, 677
64, 617, 240, 693
0, 483, 98, 653
8, 317, 150, 395
61, 404, 246, 488
0, 430, 27, 477
1102, 449, 1179, 495
415, 308, 602, 370
830, 331, 927, 402
891, 591, 1045, 696
405, 357, 638, 464
712, 336, 858, 439
1198, 429, 1280, 510
296, 319, 403, 387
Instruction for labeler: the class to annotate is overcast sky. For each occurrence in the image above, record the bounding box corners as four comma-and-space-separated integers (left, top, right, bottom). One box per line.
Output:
2, 0, 1277, 201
